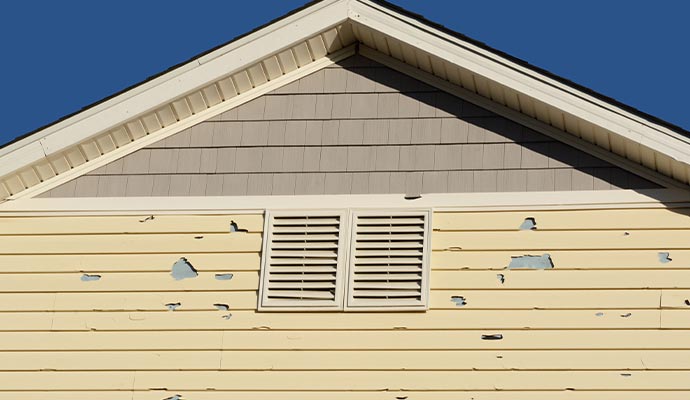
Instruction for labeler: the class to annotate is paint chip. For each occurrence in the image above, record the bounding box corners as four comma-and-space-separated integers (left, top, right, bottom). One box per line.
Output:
139, 215, 155, 223
165, 303, 181, 311
229, 220, 248, 233
194, 236, 204, 240
170, 258, 198, 280
658, 252, 672, 263
519, 217, 537, 230
620, 312, 632, 318
222, 313, 233, 320
80, 274, 101, 282
507, 254, 554, 270
215, 273, 234, 280
684, 299, 690, 306
481, 334, 503, 340
496, 274, 505, 284
163, 395, 182, 400
450, 296, 467, 306
213, 303, 230, 311
595, 312, 604, 317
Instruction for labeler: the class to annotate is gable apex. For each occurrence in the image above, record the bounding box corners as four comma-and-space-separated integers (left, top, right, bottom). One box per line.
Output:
1, 0, 689, 200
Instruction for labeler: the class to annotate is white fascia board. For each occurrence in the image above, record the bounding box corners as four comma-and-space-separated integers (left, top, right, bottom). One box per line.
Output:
349, 0, 690, 164
1, 189, 689, 216
0, 0, 349, 176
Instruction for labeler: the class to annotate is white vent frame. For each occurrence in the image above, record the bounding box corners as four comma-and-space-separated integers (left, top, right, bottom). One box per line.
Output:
258, 210, 349, 311
345, 209, 431, 311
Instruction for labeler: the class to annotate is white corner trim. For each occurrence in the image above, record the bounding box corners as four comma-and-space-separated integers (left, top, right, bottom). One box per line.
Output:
1, 189, 688, 216
358, 46, 684, 190
349, 0, 690, 164
11, 46, 356, 200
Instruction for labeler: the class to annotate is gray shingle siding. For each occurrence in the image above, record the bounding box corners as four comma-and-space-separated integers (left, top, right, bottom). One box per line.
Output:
41, 55, 660, 197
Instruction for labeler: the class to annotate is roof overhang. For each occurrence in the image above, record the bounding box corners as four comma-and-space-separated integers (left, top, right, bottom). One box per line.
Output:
2, 0, 689, 200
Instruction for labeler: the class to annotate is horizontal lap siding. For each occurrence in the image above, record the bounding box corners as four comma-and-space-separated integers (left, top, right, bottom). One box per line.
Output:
1, 207, 690, 397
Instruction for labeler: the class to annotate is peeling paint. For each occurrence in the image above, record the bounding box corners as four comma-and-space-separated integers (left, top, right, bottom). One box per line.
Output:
163, 395, 182, 400
658, 252, 672, 263
519, 217, 537, 230
481, 334, 503, 340
165, 303, 181, 311
450, 296, 467, 306
222, 313, 233, 320
214, 303, 230, 311
170, 258, 198, 280
620, 312, 632, 318
507, 254, 553, 270
80, 274, 101, 282
139, 215, 155, 223
215, 273, 234, 280
496, 274, 505, 284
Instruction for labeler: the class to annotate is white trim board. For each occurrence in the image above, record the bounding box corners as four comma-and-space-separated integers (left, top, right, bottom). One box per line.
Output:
1, 189, 688, 216
10, 46, 355, 201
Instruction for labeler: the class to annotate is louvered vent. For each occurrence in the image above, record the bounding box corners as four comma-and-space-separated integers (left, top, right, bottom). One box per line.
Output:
346, 211, 431, 309
259, 211, 347, 310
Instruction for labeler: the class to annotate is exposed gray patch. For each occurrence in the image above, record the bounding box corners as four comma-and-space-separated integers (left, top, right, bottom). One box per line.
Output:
213, 303, 230, 311
229, 220, 248, 233
165, 302, 181, 311
507, 254, 554, 270
222, 313, 233, 320
170, 258, 198, 280
215, 273, 234, 280
481, 334, 503, 340
595, 312, 604, 317
139, 215, 155, 223
496, 274, 505, 284
450, 296, 467, 306
620, 312, 632, 318
80, 274, 101, 282
519, 217, 537, 230
658, 252, 672, 263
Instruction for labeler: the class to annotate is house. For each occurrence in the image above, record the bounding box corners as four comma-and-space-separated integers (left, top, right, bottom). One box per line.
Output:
1, 0, 690, 398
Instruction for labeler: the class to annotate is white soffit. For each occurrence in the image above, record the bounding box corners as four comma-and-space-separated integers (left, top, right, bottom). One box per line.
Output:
2, 0, 690, 201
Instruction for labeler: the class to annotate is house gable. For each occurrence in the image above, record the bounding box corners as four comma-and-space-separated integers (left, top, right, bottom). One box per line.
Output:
40, 55, 659, 198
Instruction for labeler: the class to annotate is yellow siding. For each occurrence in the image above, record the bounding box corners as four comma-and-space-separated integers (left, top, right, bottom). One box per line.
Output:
0, 208, 689, 398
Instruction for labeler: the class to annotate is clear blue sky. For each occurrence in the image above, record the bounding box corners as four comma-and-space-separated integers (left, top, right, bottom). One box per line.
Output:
1, 0, 688, 147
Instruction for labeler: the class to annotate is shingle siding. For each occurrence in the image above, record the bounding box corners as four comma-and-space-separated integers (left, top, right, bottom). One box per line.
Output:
41, 55, 659, 197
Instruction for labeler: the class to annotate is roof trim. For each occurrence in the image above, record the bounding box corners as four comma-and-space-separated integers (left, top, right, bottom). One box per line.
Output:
2, 0, 690, 200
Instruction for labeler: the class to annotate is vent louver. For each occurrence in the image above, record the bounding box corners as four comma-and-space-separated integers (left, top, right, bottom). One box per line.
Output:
346, 211, 430, 309
259, 211, 347, 310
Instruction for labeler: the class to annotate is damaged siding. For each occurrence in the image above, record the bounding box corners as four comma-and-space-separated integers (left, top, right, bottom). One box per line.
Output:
40, 55, 659, 198
1, 206, 690, 397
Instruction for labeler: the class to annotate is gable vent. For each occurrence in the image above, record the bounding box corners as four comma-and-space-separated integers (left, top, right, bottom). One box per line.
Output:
346, 210, 431, 310
259, 211, 347, 310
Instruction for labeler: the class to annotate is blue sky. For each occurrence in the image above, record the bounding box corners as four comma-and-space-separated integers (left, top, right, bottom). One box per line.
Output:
1, 1, 688, 147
